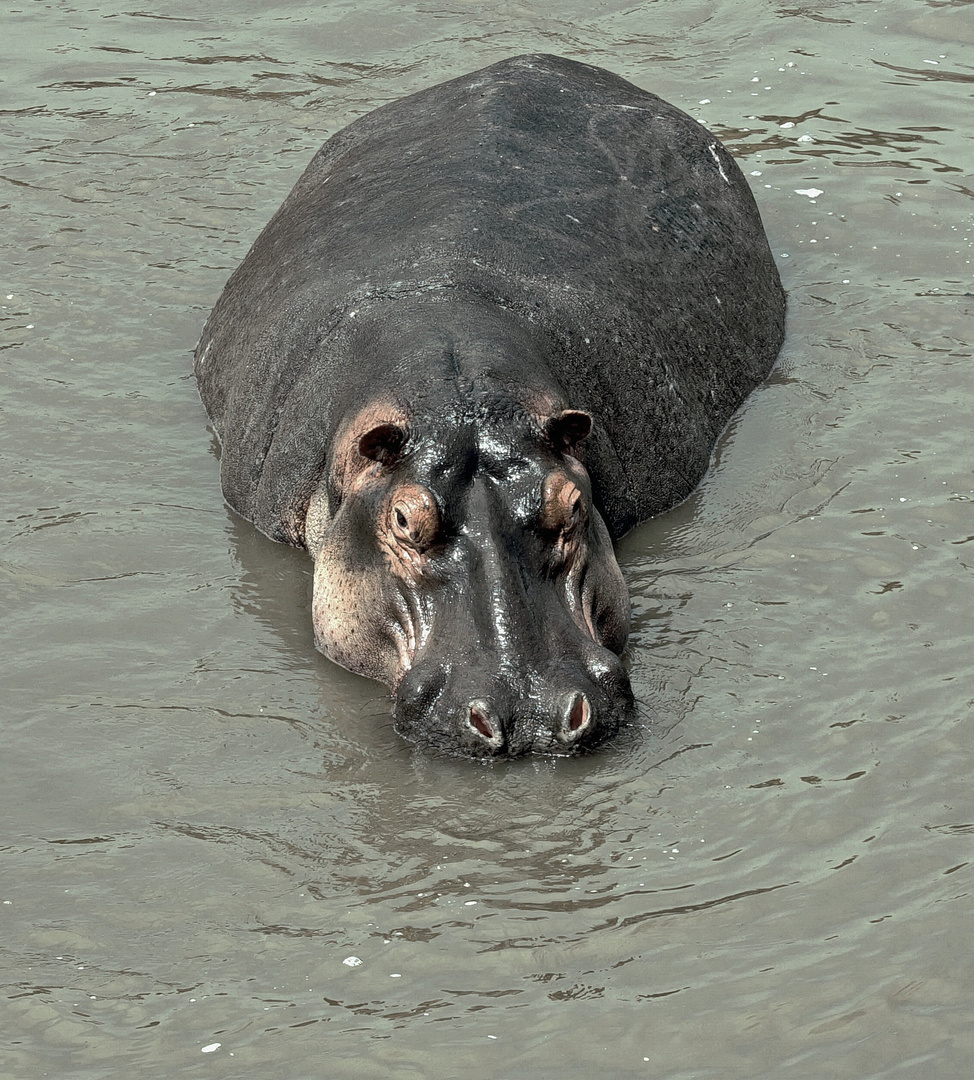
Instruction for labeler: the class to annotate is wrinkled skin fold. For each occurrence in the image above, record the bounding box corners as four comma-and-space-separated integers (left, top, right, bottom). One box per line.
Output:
194, 54, 786, 757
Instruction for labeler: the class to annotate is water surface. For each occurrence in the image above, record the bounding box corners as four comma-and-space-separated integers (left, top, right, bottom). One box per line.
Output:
2, 1, 973, 1077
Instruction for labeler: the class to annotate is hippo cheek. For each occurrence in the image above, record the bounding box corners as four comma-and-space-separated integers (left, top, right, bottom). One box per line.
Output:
576, 514, 632, 655
310, 552, 413, 687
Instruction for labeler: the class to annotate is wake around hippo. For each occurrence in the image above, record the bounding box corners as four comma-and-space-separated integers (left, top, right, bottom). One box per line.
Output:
194, 53, 786, 757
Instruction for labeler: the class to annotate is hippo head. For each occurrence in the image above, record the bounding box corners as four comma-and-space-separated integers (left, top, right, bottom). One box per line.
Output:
304, 392, 634, 757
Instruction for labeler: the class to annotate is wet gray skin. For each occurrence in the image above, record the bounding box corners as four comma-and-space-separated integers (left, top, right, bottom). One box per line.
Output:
194, 54, 785, 756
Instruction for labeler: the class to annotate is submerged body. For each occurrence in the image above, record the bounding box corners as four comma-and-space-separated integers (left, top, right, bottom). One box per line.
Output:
195, 53, 786, 756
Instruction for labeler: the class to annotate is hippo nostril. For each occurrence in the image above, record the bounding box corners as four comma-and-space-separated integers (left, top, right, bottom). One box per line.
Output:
470, 706, 493, 739
466, 700, 505, 750
568, 692, 591, 732
558, 692, 593, 744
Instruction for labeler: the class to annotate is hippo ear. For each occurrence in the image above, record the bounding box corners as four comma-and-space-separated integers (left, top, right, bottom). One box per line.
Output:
358, 423, 408, 466
544, 409, 592, 455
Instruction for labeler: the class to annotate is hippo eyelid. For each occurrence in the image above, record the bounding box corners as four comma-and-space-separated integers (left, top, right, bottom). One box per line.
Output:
389, 484, 441, 552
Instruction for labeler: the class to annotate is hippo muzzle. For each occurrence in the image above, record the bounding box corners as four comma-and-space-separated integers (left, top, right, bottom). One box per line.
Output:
390, 475, 636, 756
395, 640, 636, 757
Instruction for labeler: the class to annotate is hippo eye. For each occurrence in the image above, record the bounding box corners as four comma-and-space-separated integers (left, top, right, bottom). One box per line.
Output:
541, 472, 586, 536
389, 484, 440, 552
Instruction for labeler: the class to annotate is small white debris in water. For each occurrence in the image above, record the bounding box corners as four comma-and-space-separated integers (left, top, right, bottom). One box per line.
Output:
698, 98, 711, 104
797, 134, 813, 142
201, 1043, 220, 1053
750, 170, 762, 176
488, 1035, 498, 1040
343, 956, 363, 967
780, 121, 795, 128
795, 188, 823, 198
390, 973, 402, 978
464, 900, 477, 906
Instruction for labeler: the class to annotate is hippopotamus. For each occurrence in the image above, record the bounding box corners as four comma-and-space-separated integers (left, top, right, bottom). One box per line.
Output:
194, 53, 785, 757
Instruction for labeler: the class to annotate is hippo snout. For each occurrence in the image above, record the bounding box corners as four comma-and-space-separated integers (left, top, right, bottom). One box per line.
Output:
393, 653, 635, 758
463, 690, 595, 753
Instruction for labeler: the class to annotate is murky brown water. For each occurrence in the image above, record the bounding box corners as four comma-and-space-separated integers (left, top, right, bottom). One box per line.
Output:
3, 1, 972, 1077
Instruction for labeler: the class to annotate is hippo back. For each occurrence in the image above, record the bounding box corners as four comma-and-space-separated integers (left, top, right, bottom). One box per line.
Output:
195, 53, 785, 542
